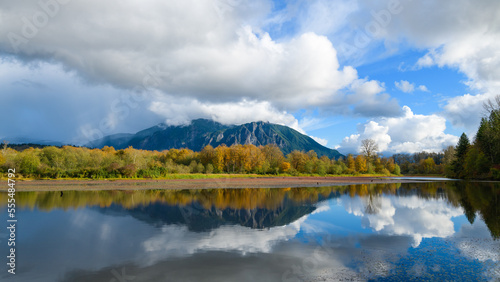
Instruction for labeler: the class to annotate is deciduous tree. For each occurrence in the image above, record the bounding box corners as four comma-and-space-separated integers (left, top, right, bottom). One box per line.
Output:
360, 139, 378, 162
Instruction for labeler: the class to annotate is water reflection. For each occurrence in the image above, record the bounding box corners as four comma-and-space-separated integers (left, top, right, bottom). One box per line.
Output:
1, 182, 498, 238
0, 181, 498, 281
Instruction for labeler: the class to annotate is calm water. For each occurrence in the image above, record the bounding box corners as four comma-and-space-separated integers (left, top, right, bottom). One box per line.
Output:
0, 181, 499, 282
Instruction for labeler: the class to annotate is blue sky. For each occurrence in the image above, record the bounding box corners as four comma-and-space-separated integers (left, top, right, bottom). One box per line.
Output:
1, 0, 499, 155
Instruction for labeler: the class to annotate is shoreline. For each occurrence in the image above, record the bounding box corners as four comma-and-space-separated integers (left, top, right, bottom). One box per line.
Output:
6, 176, 446, 191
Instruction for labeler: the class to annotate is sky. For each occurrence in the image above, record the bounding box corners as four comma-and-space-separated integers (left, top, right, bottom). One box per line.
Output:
1, 0, 499, 155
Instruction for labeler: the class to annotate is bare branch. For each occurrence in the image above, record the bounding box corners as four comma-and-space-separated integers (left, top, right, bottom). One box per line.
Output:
360, 139, 378, 160
483, 95, 500, 115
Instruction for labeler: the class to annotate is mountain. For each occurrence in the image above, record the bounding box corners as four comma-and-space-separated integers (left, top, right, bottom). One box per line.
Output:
99, 201, 317, 232
3, 137, 64, 147
87, 119, 343, 159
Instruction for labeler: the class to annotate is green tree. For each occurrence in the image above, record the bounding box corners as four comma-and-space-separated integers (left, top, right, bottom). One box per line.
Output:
421, 157, 436, 174
261, 144, 284, 173
482, 96, 500, 163
475, 118, 493, 162
16, 148, 41, 177
287, 151, 307, 172
464, 146, 491, 178
205, 163, 214, 174
393, 163, 401, 175
451, 133, 470, 178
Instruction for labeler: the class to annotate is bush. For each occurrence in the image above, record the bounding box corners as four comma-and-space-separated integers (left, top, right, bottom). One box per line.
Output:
120, 164, 137, 178
381, 168, 391, 176
491, 167, 500, 180
393, 164, 401, 175
205, 163, 214, 174
330, 164, 343, 175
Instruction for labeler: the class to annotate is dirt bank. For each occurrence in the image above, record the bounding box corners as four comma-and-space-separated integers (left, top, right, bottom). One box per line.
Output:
6, 176, 430, 191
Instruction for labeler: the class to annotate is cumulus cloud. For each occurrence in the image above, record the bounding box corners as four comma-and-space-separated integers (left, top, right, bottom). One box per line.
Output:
0, 0, 354, 109
453, 220, 500, 263
375, 0, 500, 131
443, 91, 499, 132
0, 0, 403, 143
311, 136, 328, 146
394, 80, 429, 93
417, 85, 429, 92
349, 79, 402, 117
288, 0, 500, 132
341, 194, 464, 247
142, 218, 304, 262
149, 97, 302, 131
3, 0, 497, 147
395, 80, 415, 93
415, 54, 434, 69
339, 106, 458, 154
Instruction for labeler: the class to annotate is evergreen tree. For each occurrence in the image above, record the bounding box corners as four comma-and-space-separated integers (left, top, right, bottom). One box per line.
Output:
475, 118, 493, 162
452, 133, 470, 178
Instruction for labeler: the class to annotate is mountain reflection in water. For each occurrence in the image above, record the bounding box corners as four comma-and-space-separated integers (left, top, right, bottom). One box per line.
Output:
3, 182, 498, 238
0, 181, 498, 282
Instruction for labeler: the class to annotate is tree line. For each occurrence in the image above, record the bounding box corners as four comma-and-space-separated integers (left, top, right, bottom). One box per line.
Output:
0, 142, 401, 179
391, 150, 453, 175
445, 96, 500, 179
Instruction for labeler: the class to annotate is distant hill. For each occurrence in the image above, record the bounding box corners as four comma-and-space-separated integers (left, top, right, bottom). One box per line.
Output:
87, 119, 343, 159
2, 137, 64, 147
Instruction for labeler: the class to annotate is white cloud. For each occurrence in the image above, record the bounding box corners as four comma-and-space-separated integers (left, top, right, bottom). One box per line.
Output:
416, 54, 434, 69
0, 1, 382, 112
289, 0, 500, 132
0, 3, 357, 110
341, 194, 464, 247
0, 0, 403, 143
417, 85, 429, 92
339, 106, 459, 154
395, 80, 429, 93
141, 215, 308, 266
395, 80, 415, 93
374, 0, 500, 131
443, 91, 500, 133
453, 220, 500, 263
349, 79, 402, 117
149, 97, 302, 131
311, 136, 328, 146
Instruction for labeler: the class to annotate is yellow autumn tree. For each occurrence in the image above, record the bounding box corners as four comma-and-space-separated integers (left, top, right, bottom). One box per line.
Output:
0, 152, 5, 166
200, 145, 216, 166
385, 157, 396, 173
244, 144, 265, 172
287, 150, 307, 172
214, 145, 229, 172
261, 144, 284, 172
280, 161, 291, 173
355, 155, 367, 173
346, 154, 356, 172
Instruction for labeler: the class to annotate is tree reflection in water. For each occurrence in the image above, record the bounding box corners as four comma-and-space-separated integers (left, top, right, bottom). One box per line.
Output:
2, 181, 498, 238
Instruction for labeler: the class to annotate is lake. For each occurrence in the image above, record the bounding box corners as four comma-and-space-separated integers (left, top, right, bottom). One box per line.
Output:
1, 181, 499, 281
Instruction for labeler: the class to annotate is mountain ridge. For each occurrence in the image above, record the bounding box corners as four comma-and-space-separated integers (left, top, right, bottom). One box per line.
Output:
87, 119, 343, 159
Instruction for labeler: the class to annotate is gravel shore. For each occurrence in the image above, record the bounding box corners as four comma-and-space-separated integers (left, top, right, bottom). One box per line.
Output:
8, 176, 425, 191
